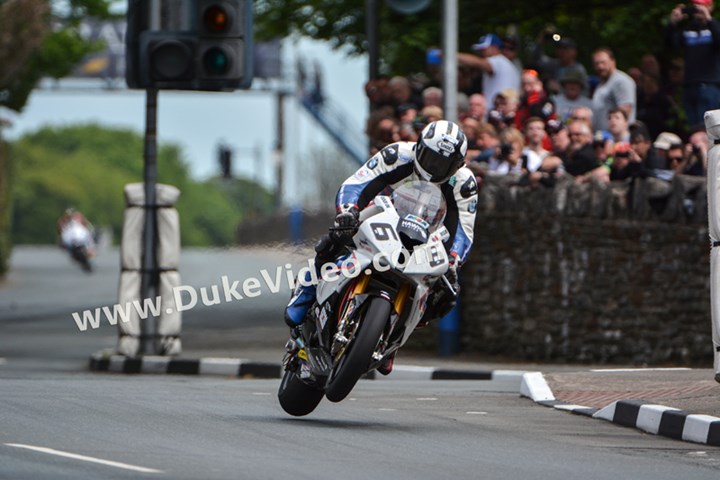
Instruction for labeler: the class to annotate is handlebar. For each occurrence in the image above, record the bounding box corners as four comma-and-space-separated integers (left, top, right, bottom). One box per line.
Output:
441, 274, 457, 297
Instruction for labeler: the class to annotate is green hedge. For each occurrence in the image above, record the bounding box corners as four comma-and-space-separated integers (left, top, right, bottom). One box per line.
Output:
9, 124, 273, 247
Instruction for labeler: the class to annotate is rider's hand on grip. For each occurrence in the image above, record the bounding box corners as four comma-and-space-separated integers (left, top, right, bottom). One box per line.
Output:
446, 253, 460, 293
332, 203, 359, 238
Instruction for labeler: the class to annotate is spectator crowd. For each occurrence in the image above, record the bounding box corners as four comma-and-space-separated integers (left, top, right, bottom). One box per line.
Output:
362, 0, 719, 199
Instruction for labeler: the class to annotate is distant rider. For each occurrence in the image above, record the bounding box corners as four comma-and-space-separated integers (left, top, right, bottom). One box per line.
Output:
57, 208, 96, 257
283, 119, 478, 374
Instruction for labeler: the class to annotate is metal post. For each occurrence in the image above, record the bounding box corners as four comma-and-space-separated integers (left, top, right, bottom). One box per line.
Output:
442, 0, 458, 122
366, 0, 379, 80
141, 87, 159, 355
275, 91, 285, 209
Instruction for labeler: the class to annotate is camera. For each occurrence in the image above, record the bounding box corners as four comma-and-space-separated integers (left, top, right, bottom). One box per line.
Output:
499, 143, 513, 159
615, 150, 630, 159
682, 5, 697, 15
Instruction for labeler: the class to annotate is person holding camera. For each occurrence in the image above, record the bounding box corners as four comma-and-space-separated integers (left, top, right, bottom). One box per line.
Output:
665, 0, 720, 129
686, 127, 711, 174
487, 88, 520, 132
484, 127, 543, 175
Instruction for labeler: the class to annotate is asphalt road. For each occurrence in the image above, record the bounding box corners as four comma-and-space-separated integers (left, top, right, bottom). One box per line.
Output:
2, 376, 720, 480
1, 246, 720, 479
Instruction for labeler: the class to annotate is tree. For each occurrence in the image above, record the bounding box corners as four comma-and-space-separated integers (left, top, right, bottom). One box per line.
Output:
255, 0, 685, 75
0, 0, 112, 276
0, 0, 112, 113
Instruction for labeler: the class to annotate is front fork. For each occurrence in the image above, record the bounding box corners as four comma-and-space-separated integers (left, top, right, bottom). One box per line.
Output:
333, 276, 412, 364
285, 274, 412, 374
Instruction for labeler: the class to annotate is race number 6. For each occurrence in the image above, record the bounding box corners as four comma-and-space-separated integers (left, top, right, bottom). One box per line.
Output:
370, 223, 398, 241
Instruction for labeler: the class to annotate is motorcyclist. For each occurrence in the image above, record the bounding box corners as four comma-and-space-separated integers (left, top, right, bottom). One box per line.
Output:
57, 208, 96, 257
284, 119, 478, 373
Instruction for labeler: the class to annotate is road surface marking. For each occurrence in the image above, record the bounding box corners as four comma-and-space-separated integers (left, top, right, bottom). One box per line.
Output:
590, 368, 692, 372
5, 444, 163, 474
416, 397, 437, 401
466, 411, 488, 415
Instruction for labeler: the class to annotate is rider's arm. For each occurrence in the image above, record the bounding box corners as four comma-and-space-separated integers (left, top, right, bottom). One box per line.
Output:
443, 167, 478, 264
335, 142, 415, 210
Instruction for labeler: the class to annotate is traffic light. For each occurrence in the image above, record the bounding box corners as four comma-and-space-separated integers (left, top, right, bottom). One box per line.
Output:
126, 0, 253, 91
218, 145, 233, 178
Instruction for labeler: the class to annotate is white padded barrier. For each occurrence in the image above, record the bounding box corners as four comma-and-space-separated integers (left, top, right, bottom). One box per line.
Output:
117, 183, 182, 357
705, 110, 720, 377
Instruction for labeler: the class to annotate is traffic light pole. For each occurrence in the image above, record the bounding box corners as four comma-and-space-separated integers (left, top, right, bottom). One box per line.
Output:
141, 87, 159, 355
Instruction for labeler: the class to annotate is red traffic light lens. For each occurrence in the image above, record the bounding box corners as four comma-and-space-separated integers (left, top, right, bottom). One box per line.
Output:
204, 5, 230, 32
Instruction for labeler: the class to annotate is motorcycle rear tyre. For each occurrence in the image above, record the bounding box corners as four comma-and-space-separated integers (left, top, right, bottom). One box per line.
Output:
325, 296, 391, 403
278, 368, 324, 417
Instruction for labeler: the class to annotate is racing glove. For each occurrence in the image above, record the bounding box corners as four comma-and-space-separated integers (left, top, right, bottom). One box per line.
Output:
332, 203, 359, 238
446, 253, 460, 293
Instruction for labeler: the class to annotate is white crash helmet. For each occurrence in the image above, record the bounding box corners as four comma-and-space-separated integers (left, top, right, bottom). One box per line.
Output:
414, 120, 467, 183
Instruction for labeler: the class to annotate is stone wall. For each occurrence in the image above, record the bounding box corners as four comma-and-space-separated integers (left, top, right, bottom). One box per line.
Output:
456, 174, 713, 366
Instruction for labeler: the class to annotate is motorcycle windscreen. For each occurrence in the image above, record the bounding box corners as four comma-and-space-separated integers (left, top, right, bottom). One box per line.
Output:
392, 181, 446, 231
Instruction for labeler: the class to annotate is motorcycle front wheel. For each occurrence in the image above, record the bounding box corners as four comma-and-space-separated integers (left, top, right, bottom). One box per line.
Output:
277, 368, 325, 417
324, 296, 391, 403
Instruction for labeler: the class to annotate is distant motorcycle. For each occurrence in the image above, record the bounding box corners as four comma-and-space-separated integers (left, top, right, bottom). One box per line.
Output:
60, 220, 96, 272
278, 181, 454, 416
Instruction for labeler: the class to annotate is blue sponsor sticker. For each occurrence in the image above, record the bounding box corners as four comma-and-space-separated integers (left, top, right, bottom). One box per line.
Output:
368, 157, 378, 169
468, 199, 477, 213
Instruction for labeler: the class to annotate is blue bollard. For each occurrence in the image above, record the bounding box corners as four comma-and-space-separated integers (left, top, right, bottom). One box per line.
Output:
289, 206, 303, 244
438, 298, 461, 356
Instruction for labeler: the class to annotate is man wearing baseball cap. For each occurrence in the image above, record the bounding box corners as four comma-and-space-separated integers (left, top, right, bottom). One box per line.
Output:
666, 0, 720, 129
458, 33, 521, 109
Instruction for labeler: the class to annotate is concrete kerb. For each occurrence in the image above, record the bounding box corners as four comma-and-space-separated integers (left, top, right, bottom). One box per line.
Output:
519, 372, 720, 447
88, 352, 527, 387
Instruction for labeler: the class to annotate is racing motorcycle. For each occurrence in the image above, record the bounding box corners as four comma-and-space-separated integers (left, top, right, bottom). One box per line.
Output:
278, 181, 455, 416
60, 220, 96, 273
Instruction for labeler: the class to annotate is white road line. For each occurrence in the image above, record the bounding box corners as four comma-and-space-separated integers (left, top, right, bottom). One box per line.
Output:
589, 368, 692, 372
5, 444, 163, 474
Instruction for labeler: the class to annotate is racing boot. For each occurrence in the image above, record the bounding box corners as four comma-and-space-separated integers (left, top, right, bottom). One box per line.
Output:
283, 233, 349, 327
284, 280, 316, 327
377, 351, 396, 376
